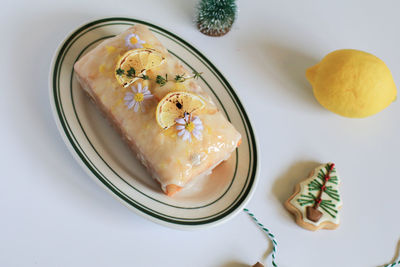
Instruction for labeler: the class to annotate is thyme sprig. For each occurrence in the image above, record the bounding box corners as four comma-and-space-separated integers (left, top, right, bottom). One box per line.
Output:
192, 70, 203, 80
174, 74, 186, 83
126, 67, 135, 78
115, 67, 203, 87
116, 68, 125, 76
156, 74, 168, 86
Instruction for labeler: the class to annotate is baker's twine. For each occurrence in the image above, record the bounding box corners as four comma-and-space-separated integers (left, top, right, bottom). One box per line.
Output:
383, 254, 400, 267
244, 208, 278, 267
244, 208, 400, 267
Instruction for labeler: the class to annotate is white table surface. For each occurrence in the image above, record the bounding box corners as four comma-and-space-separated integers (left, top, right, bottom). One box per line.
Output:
1, 0, 399, 266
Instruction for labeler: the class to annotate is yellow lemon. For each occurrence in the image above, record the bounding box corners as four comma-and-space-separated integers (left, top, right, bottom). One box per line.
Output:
306, 49, 397, 118
156, 92, 206, 129
115, 48, 165, 88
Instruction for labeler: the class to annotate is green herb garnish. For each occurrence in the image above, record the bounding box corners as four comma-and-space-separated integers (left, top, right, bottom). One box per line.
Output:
126, 67, 136, 78
116, 68, 203, 87
192, 70, 203, 80
156, 74, 168, 86
174, 74, 186, 83
116, 68, 125, 76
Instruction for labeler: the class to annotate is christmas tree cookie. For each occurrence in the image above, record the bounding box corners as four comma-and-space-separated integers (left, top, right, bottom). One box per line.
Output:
285, 163, 342, 231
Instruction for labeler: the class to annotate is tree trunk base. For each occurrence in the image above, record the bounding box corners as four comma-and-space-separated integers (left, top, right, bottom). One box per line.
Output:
306, 206, 323, 222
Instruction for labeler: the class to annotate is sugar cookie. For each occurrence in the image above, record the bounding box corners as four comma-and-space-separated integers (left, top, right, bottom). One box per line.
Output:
285, 163, 342, 231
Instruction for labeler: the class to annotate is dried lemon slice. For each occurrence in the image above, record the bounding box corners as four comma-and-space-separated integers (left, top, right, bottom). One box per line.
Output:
156, 92, 206, 129
115, 48, 165, 87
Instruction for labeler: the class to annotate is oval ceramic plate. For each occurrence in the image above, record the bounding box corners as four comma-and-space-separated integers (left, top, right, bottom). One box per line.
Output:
49, 17, 258, 229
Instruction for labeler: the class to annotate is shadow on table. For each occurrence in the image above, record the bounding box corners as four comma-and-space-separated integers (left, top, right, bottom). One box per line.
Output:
172, 0, 198, 24
271, 160, 320, 205
220, 261, 249, 267
380, 239, 400, 267
263, 42, 320, 104
236, 34, 322, 110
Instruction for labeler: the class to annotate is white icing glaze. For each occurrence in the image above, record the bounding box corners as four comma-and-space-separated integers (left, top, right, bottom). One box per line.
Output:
290, 163, 342, 226
73, 25, 241, 191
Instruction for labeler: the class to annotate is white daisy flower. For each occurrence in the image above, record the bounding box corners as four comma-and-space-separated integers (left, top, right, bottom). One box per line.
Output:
125, 33, 146, 49
124, 83, 153, 112
175, 113, 203, 142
